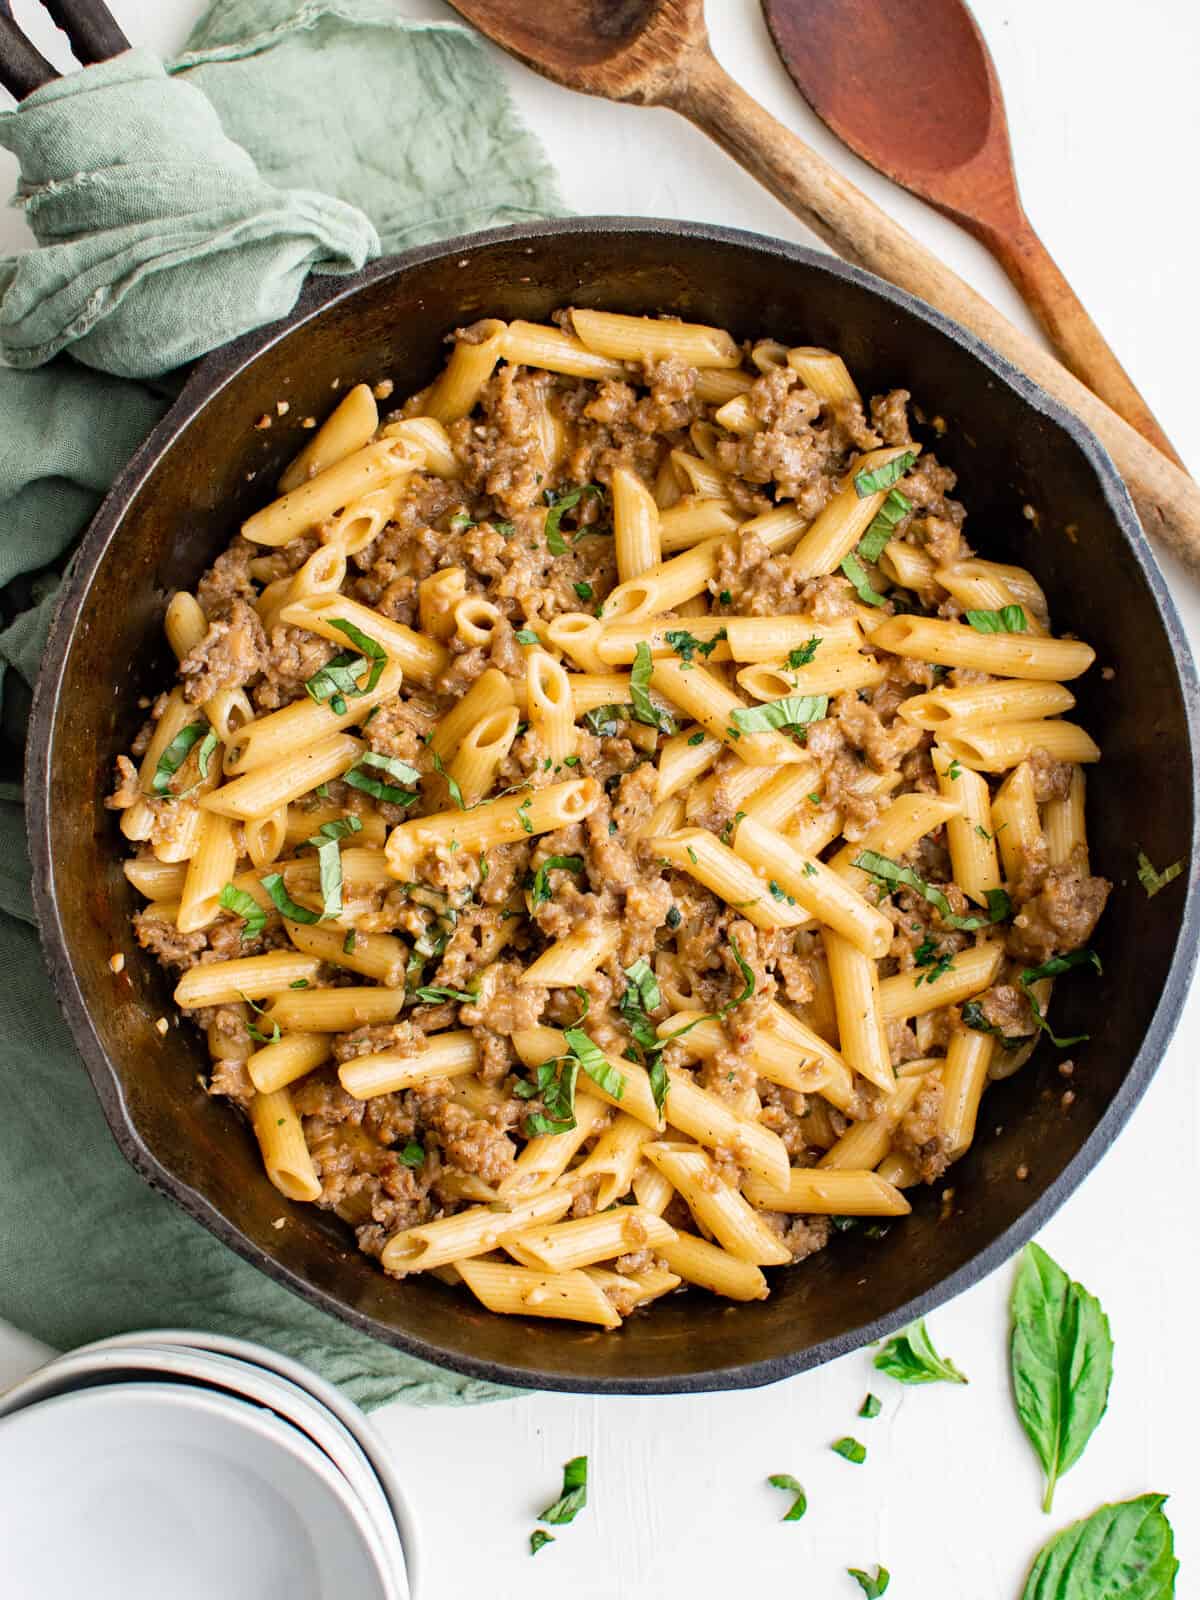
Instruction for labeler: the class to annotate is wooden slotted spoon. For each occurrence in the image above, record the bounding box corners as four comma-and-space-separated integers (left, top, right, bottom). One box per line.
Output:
442, 0, 1200, 573
761, 0, 1183, 468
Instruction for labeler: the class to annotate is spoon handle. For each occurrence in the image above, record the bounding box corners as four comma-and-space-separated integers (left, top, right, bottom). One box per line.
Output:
667, 47, 1200, 574
975, 211, 1184, 469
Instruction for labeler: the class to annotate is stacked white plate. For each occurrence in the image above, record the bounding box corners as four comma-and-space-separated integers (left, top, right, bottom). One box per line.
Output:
0, 1329, 416, 1600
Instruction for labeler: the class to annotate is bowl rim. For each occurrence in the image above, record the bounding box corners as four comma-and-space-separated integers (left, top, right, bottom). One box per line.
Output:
27, 215, 1200, 1394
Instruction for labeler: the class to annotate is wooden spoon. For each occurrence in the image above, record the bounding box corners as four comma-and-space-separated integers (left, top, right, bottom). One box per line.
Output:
443, 0, 1200, 573
761, 0, 1183, 469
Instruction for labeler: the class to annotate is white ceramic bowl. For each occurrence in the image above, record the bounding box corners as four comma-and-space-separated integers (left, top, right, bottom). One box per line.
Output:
52, 1328, 420, 1596
0, 1382, 398, 1600
0, 1343, 409, 1600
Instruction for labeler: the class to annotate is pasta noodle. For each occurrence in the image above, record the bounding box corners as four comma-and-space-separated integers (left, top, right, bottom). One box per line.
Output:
110, 309, 1109, 1332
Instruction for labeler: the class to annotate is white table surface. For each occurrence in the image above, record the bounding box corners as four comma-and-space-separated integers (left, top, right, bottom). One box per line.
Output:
2, 1, 1198, 1594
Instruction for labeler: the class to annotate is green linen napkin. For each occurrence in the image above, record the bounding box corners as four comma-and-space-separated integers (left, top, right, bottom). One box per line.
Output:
0, 0, 563, 1408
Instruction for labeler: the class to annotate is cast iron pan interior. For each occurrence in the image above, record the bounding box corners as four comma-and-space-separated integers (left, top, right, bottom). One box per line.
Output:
27, 220, 1200, 1392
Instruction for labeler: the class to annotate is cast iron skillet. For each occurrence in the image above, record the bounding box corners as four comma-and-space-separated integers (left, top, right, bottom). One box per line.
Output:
27, 219, 1200, 1393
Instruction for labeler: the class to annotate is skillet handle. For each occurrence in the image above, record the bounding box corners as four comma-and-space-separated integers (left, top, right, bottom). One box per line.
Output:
666, 45, 1200, 574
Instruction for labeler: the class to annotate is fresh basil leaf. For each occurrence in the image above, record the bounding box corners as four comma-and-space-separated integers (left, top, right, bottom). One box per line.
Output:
398, 1141, 425, 1167
218, 884, 266, 941
840, 550, 887, 606
564, 1027, 625, 1101
544, 485, 602, 555
647, 1053, 669, 1115
413, 984, 478, 1004
854, 451, 916, 498
856, 488, 912, 564
516, 798, 534, 834
1021, 1494, 1177, 1600
289, 979, 309, 989
725, 934, 755, 1012
766, 1474, 807, 1522
848, 1566, 890, 1598
344, 749, 421, 806
986, 886, 1013, 922
239, 993, 281, 1046
449, 511, 475, 532
523, 1056, 579, 1135
618, 958, 663, 1056
151, 722, 208, 794
260, 872, 321, 925
832, 1437, 867, 1464
528, 854, 584, 910
663, 627, 726, 665
525, 1110, 576, 1136
965, 604, 1027, 634
853, 850, 1005, 932
630, 640, 675, 733
858, 1393, 882, 1419
1010, 1242, 1114, 1514
431, 750, 466, 810
529, 1530, 555, 1556
730, 695, 828, 735
787, 637, 821, 668
1137, 850, 1183, 899
1018, 949, 1102, 1047
874, 1319, 967, 1385
539, 1456, 588, 1525
515, 629, 540, 646
573, 581, 593, 602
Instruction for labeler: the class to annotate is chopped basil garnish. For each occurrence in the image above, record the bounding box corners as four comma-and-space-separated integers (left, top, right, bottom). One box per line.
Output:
664, 627, 726, 665
517, 798, 534, 834
218, 884, 266, 941
431, 750, 466, 810
493, 520, 516, 537
961, 998, 1031, 1050
840, 550, 887, 606
528, 854, 584, 910
731, 695, 828, 735
260, 872, 321, 925
574, 581, 594, 602
564, 1027, 625, 1100
848, 1565, 890, 1598
766, 1474, 807, 1522
582, 703, 631, 738
449, 511, 475, 532
946, 758, 962, 781
240, 993, 281, 1046
151, 722, 208, 795
304, 651, 370, 716
831, 1437, 867, 1465
544, 485, 603, 555
874, 1319, 967, 1385
519, 1055, 579, 1136
853, 850, 1009, 931
398, 1141, 425, 1167
515, 629, 539, 645
630, 641, 675, 733
1017, 948, 1102, 1047
342, 930, 357, 954
413, 984, 478, 1004
529, 1531, 555, 1556
1137, 850, 1183, 898
787, 638, 821, 668
289, 978, 309, 989
686, 730, 706, 746
344, 749, 421, 806
538, 1456, 588, 1525
1011, 1242, 1113, 1513
856, 487, 912, 564
965, 604, 1027, 634
305, 815, 361, 920
858, 1393, 882, 1419
196, 730, 219, 781
854, 451, 916, 497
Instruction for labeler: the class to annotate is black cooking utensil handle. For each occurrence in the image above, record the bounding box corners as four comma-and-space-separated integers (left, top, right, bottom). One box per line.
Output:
0, 4, 59, 99
38, 0, 130, 65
